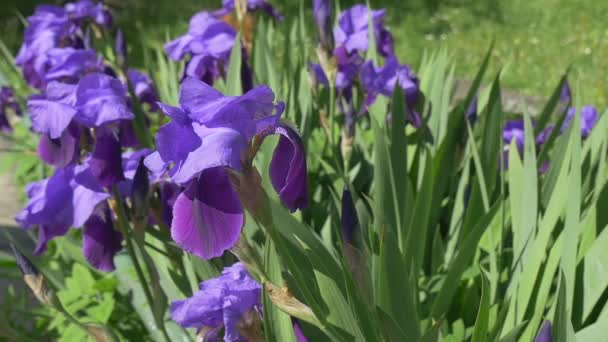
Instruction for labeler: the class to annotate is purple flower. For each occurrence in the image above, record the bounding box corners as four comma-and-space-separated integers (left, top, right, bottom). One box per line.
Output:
502, 120, 555, 171
65, 0, 112, 27
44, 48, 103, 84
360, 56, 421, 126
15, 164, 110, 254
15, 2, 112, 89
534, 321, 552, 342
334, 4, 393, 57
165, 12, 236, 83
83, 203, 122, 271
171, 167, 244, 259
145, 78, 307, 259
560, 80, 571, 104
128, 69, 159, 111
170, 262, 262, 341
87, 129, 125, 187
263, 123, 309, 212
293, 321, 309, 342
341, 185, 359, 245
466, 96, 478, 124
29, 73, 134, 136
309, 46, 362, 92
561, 106, 599, 138
0, 86, 21, 133
214, 0, 284, 21
313, 0, 333, 53
37, 122, 80, 168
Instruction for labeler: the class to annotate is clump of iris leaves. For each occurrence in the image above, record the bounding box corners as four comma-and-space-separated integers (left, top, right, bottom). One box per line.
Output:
1, 3, 607, 342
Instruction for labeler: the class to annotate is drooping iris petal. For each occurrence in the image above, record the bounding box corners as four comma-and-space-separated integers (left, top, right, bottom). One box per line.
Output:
74, 73, 134, 127
171, 167, 243, 259
265, 123, 308, 212
37, 123, 80, 168
35, 224, 71, 254
87, 130, 125, 187
333, 4, 393, 57
15, 164, 110, 254
534, 321, 552, 342
83, 204, 123, 271
171, 262, 261, 341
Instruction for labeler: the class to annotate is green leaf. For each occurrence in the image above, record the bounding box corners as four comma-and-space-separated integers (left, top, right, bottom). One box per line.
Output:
432, 198, 502, 318
581, 220, 608, 320
553, 271, 577, 342
471, 270, 491, 342
263, 238, 297, 342
226, 33, 243, 96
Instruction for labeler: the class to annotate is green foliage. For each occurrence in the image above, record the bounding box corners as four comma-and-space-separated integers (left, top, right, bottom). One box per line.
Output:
1, 2, 608, 342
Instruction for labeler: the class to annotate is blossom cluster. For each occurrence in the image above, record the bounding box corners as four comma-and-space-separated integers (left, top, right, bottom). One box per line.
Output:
309, 0, 422, 137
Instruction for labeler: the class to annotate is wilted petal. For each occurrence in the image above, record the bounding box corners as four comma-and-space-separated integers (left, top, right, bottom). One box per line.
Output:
266, 123, 308, 212
171, 167, 243, 259
83, 205, 122, 271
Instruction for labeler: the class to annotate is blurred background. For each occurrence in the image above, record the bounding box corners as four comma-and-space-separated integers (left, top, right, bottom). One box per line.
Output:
1, 0, 607, 107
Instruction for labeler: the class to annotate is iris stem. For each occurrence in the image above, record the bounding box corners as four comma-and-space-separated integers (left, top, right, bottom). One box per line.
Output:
111, 187, 171, 342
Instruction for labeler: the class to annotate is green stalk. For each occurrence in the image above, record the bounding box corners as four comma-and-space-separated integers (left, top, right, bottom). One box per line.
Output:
111, 188, 171, 342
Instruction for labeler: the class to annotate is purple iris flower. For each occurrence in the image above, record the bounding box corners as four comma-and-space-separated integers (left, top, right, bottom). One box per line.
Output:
44, 48, 103, 84
145, 78, 308, 259
360, 56, 421, 126
561, 106, 599, 138
313, 0, 334, 53
83, 203, 123, 271
128, 69, 159, 111
214, 0, 284, 21
65, 0, 112, 27
534, 321, 552, 342
87, 129, 125, 188
170, 262, 262, 342
165, 12, 237, 84
502, 120, 555, 171
15, 1, 112, 89
560, 80, 571, 105
309, 46, 362, 92
15, 164, 110, 255
293, 321, 309, 342
0, 86, 22, 133
29, 73, 134, 167
341, 185, 359, 245
334, 4, 394, 57
466, 96, 478, 124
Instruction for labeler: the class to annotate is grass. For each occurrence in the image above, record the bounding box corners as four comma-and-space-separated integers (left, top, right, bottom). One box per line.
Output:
2, 0, 608, 107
